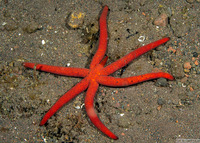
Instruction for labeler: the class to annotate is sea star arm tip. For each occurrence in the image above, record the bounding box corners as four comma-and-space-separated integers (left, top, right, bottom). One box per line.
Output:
23, 62, 89, 77
39, 78, 89, 126
97, 72, 174, 87
101, 37, 171, 75
85, 81, 118, 140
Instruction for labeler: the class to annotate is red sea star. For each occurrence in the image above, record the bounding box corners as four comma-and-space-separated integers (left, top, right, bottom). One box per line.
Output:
24, 5, 174, 140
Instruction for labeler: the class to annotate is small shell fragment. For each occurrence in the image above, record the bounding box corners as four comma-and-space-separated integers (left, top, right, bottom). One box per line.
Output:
42, 40, 46, 45
138, 36, 145, 42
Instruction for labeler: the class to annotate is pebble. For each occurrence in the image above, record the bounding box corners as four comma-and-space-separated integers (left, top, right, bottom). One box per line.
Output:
192, 52, 198, 57
157, 98, 166, 105
155, 78, 168, 87
184, 69, 190, 73
153, 13, 168, 27
23, 22, 42, 33
117, 116, 131, 128
66, 11, 85, 28
4, 20, 18, 31
168, 46, 176, 53
197, 68, 200, 74
180, 77, 188, 83
171, 61, 185, 78
41, 40, 46, 45
184, 62, 192, 70
13, 67, 22, 75
157, 105, 162, 111
194, 60, 198, 66
186, 0, 194, 3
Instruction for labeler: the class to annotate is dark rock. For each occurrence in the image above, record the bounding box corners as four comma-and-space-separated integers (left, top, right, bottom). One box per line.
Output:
155, 78, 168, 87
157, 98, 166, 105
192, 52, 198, 57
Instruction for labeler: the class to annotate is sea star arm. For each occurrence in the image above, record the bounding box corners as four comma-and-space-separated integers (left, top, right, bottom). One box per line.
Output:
85, 80, 118, 140
90, 5, 108, 69
99, 56, 108, 66
101, 37, 170, 75
97, 72, 174, 87
40, 77, 90, 125
23, 62, 89, 77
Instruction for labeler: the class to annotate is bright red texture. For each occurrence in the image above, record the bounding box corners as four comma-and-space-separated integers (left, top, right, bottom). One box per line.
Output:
24, 5, 174, 140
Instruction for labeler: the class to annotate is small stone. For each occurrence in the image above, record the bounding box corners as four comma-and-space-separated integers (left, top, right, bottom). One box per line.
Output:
184, 62, 192, 70
180, 77, 188, 83
157, 98, 166, 105
4, 20, 18, 31
155, 78, 168, 87
157, 105, 162, 111
66, 11, 85, 29
13, 67, 19, 73
168, 46, 176, 53
117, 116, 131, 128
171, 61, 185, 79
178, 94, 187, 100
192, 52, 198, 57
186, 0, 194, 3
184, 69, 190, 73
194, 60, 199, 66
153, 13, 168, 27
41, 40, 46, 45
23, 22, 42, 33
